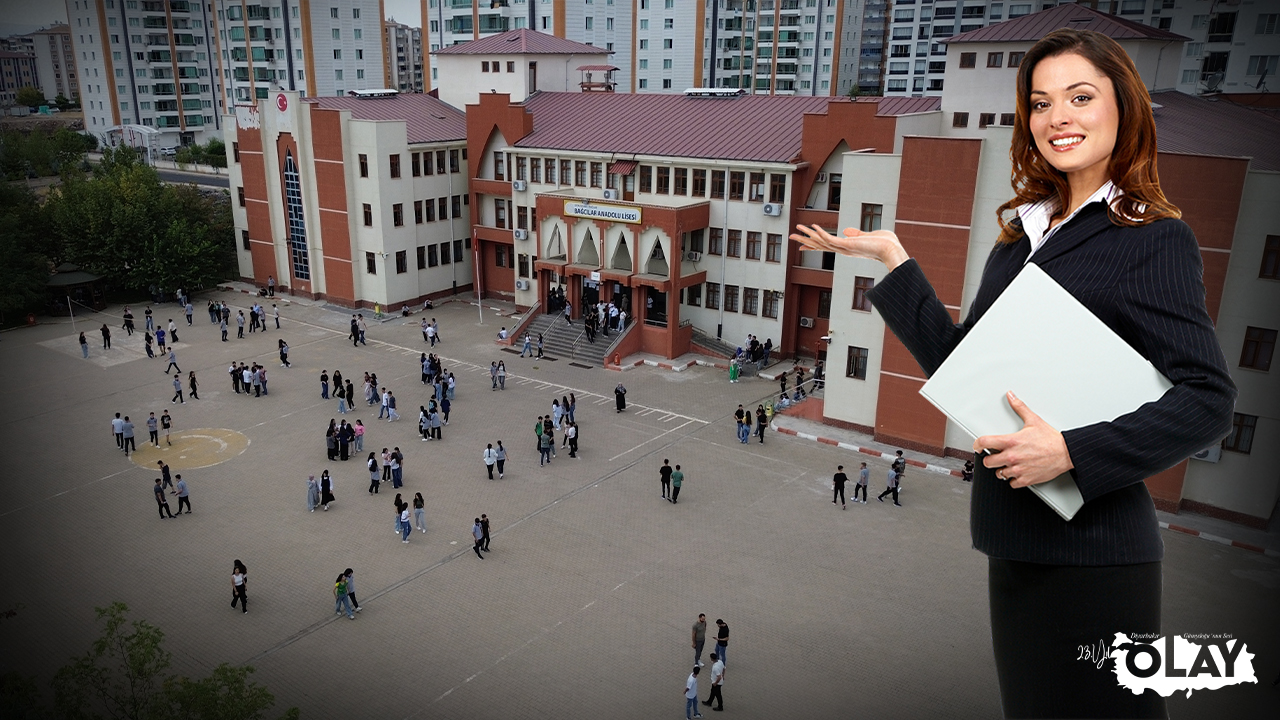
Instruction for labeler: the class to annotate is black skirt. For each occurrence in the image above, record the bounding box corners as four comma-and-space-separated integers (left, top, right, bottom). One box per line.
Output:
989, 558, 1166, 719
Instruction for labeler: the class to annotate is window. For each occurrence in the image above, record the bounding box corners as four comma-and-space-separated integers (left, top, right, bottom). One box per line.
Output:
746, 232, 762, 260
1247, 56, 1279, 77
452, 196, 462, 218
450, 150, 460, 173
860, 204, 882, 232
760, 234, 781, 264
237, 187, 245, 207
1222, 413, 1256, 454
241, 230, 250, 250
363, 204, 373, 226
724, 284, 739, 312
428, 245, 438, 267
1261, 236, 1280, 279
853, 276, 875, 311
692, 169, 707, 196
424, 201, 435, 222
530, 158, 541, 183
708, 228, 723, 256
359, 154, 368, 177
664, 38, 673, 49
816, 290, 832, 319
1207, 11, 1237, 43
330, 7, 338, 18
657, 167, 670, 194
769, 174, 786, 204
748, 173, 765, 202
232, 142, 240, 162
674, 168, 688, 195
1008, 51, 1024, 68
518, 254, 530, 278
979, 112, 996, 128
987, 52, 1003, 68
544, 158, 556, 184
415, 201, 423, 224
1119, 0, 1146, 15
366, 252, 377, 274
959, 52, 976, 69
508, 62, 515, 73
846, 346, 869, 379
705, 282, 720, 310
685, 284, 702, 307
412, 153, 421, 177
396, 251, 407, 274
1000, 113, 1016, 126
727, 230, 741, 258
332, 29, 340, 40
391, 204, 403, 227
389, 154, 401, 178
495, 198, 508, 229
1258, 14, 1279, 34
743, 288, 759, 315
333, 49, 341, 59
762, 291, 780, 318
575, 161, 587, 187
729, 171, 745, 201
953, 112, 969, 128
640, 165, 652, 192
558, 159, 570, 184
827, 174, 842, 211
441, 242, 452, 265
1240, 327, 1276, 371
438, 198, 448, 220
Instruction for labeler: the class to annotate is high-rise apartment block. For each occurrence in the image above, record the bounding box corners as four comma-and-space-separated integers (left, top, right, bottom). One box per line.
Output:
211, 0, 388, 104
27, 25, 80, 103
65, 0, 223, 144
385, 19, 425, 93
0, 51, 40, 106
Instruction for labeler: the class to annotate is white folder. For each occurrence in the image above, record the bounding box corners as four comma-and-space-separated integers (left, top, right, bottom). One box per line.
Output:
919, 263, 1173, 521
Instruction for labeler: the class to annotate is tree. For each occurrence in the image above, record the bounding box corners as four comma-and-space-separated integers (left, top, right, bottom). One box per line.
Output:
16, 86, 45, 108
34, 602, 298, 720
0, 184, 53, 320
47, 147, 237, 292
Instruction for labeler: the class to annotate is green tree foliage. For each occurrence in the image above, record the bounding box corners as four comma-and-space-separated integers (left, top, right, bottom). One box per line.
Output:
173, 139, 228, 169
16, 86, 45, 108
47, 147, 236, 292
0, 602, 298, 720
0, 185, 53, 318
0, 126, 95, 179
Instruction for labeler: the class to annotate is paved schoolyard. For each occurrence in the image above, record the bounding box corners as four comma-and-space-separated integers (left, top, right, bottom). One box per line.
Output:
0, 294, 1275, 720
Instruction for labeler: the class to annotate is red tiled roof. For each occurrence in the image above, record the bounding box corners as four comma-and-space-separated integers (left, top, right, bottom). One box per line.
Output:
1151, 90, 1280, 173
516, 92, 861, 162
434, 29, 610, 56
305, 93, 467, 145
944, 3, 1188, 44
858, 96, 942, 115
577, 65, 620, 71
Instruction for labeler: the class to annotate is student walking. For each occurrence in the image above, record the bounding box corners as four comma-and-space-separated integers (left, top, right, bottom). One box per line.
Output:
160, 410, 172, 445
855, 462, 869, 503
702, 653, 725, 712
614, 383, 627, 412
156, 327, 166, 353
167, 318, 180, 343
670, 465, 684, 504
164, 348, 180, 375
877, 468, 902, 507
121, 417, 136, 455
175, 475, 191, 514
320, 370, 330, 399
306, 475, 320, 512
278, 339, 291, 367
660, 460, 674, 500
400, 503, 412, 543
112, 413, 124, 450
413, 493, 426, 533
480, 513, 491, 552
231, 561, 248, 614
154, 478, 175, 519
188, 371, 199, 400
566, 422, 578, 458
171, 375, 186, 404
521, 333, 533, 357
390, 448, 403, 488
157, 461, 173, 493
494, 441, 507, 479
220, 316, 228, 341
333, 573, 355, 619
147, 413, 160, 446
272, 304, 280, 329
236, 311, 245, 338
343, 569, 362, 612
320, 469, 335, 510
484, 443, 498, 479
100, 324, 111, 349
367, 453, 381, 494
755, 405, 768, 444
471, 519, 485, 559
497, 361, 507, 390
833, 465, 849, 509
185, 302, 194, 326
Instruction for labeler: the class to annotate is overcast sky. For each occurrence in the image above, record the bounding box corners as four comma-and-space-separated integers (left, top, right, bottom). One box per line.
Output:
0, 0, 424, 38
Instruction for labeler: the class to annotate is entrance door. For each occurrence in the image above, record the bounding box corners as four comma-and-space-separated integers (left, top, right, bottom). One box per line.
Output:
623, 174, 635, 201
581, 277, 600, 308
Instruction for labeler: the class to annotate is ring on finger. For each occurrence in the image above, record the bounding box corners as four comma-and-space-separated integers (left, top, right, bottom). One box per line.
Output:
997, 469, 1006, 481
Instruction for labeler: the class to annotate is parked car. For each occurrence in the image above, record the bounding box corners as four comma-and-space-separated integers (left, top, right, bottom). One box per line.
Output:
159, 146, 177, 157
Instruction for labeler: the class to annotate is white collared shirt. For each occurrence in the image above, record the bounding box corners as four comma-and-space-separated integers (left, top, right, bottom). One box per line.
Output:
1016, 181, 1122, 264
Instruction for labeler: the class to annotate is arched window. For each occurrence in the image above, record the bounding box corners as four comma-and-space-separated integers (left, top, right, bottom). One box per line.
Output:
283, 149, 310, 280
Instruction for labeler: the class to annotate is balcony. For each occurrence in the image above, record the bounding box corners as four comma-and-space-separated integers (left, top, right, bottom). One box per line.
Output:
178, 67, 199, 78
173, 34, 196, 46
147, 51, 171, 62
154, 83, 176, 95
155, 100, 178, 111
143, 17, 167, 29
184, 114, 205, 126
169, 1, 192, 11
180, 83, 201, 94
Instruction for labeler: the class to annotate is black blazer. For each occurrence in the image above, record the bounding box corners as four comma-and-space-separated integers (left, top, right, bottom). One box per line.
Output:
867, 202, 1237, 566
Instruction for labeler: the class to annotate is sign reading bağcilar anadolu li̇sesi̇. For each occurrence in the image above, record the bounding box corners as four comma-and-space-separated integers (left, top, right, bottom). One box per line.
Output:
563, 200, 642, 224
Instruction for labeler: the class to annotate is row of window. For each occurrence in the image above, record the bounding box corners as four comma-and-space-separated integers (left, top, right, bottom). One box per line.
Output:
686, 229, 785, 262
683, 283, 781, 318
957, 51, 1025, 70
360, 150, 465, 179
953, 112, 1016, 129
366, 239, 469, 276
366, 196, 469, 228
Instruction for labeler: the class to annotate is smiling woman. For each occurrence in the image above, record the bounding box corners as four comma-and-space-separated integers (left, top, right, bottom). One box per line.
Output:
791, 28, 1236, 720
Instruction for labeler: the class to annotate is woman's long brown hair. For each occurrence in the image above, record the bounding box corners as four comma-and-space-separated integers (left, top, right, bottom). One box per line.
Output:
996, 29, 1180, 244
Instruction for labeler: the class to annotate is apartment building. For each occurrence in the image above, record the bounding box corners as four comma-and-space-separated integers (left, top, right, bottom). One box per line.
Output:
385, 19, 424, 93
26, 25, 80, 102
818, 3, 1279, 531
432, 29, 612, 110
0, 51, 40, 106
226, 89, 473, 307
65, 0, 223, 145
211, 0, 389, 106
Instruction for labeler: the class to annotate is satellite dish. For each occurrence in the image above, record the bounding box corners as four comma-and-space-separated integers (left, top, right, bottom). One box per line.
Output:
1257, 67, 1269, 91
1203, 72, 1224, 92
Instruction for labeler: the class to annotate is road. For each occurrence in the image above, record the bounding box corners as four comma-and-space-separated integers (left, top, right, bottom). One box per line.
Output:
154, 167, 229, 188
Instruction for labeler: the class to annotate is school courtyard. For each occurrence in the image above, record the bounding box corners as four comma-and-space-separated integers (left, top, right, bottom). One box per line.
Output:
0, 293, 1275, 719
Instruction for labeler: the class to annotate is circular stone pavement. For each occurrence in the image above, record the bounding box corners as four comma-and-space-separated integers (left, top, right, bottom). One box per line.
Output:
127, 428, 250, 470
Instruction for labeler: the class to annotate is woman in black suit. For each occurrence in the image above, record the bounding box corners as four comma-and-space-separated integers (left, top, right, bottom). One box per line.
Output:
793, 29, 1235, 719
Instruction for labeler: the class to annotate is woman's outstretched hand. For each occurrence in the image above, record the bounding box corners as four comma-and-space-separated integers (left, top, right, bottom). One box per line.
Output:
789, 224, 910, 272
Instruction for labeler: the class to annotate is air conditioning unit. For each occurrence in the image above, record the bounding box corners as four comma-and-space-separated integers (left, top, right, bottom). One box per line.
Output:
684, 251, 701, 262
512, 179, 527, 191
513, 228, 529, 241
815, 172, 827, 183
763, 203, 783, 216
1191, 446, 1222, 463
602, 188, 620, 200
515, 279, 530, 291
798, 316, 815, 328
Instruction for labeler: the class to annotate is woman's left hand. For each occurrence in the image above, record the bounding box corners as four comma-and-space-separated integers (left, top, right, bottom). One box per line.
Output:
973, 392, 1074, 488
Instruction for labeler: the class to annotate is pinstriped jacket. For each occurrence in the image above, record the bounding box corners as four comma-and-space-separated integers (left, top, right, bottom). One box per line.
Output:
866, 203, 1237, 566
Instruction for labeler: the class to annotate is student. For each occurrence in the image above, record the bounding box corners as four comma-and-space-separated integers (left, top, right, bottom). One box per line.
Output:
79, 332, 89, 358
231, 561, 248, 613
160, 410, 172, 446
